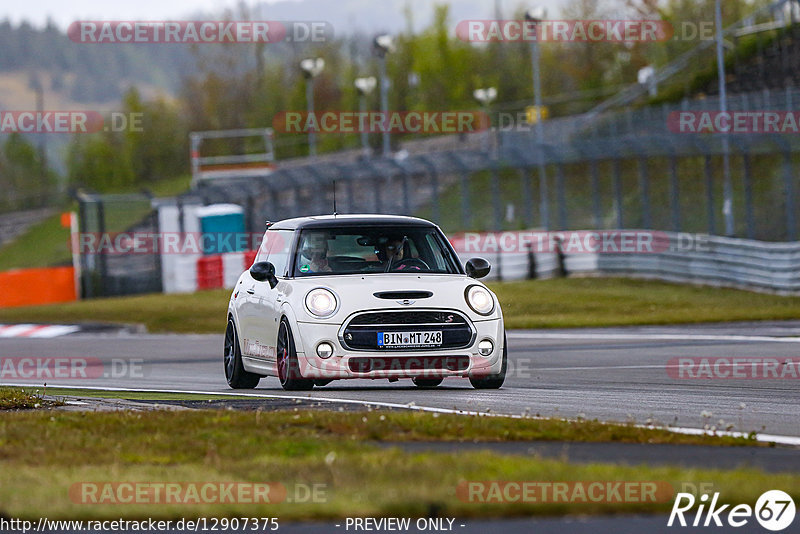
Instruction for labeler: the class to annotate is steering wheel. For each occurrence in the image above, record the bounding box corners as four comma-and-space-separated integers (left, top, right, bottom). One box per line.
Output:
391, 258, 430, 271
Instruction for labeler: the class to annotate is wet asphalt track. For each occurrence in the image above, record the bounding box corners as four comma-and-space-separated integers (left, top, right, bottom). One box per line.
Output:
3, 322, 800, 534
1, 321, 799, 437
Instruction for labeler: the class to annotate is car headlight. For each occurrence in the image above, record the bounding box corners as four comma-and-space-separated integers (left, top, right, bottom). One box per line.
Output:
305, 288, 338, 318
465, 285, 494, 316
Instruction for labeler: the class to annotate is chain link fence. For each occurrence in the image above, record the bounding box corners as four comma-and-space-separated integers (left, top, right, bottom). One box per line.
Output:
76, 191, 162, 298
185, 87, 800, 243
73, 85, 800, 298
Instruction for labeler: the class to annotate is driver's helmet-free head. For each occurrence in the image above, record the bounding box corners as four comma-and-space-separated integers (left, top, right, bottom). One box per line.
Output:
300, 232, 328, 261
376, 236, 404, 262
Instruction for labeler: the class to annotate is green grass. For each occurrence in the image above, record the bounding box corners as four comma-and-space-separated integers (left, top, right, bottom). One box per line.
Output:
0, 288, 229, 333
0, 390, 762, 446
2, 278, 800, 334
112, 174, 191, 198
0, 409, 792, 520
0, 213, 73, 270
492, 277, 800, 329
0, 175, 191, 272
0, 387, 64, 410
145, 174, 192, 198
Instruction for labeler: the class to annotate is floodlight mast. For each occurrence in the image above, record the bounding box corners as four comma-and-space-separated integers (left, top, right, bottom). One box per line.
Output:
373, 34, 395, 157
300, 58, 325, 157
355, 76, 378, 157
473, 87, 497, 152
525, 7, 549, 230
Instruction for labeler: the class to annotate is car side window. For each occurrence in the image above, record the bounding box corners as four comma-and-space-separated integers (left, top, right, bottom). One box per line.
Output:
425, 233, 448, 271
254, 232, 270, 264
265, 230, 293, 277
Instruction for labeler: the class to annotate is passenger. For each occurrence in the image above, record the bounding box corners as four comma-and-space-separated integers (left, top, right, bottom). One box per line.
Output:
298, 233, 331, 273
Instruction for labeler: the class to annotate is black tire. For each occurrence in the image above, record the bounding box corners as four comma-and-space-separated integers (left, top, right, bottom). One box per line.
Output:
277, 319, 314, 391
469, 332, 507, 390
412, 377, 443, 388
224, 318, 261, 389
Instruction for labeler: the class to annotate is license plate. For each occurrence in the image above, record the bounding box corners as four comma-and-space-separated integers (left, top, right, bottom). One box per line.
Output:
378, 331, 442, 348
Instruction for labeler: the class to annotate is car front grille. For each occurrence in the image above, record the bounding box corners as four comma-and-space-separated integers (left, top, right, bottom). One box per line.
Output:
341, 309, 474, 351
348, 311, 468, 326
348, 355, 470, 373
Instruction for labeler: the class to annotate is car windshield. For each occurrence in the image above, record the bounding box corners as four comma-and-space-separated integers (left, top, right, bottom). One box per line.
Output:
293, 226, 460, 276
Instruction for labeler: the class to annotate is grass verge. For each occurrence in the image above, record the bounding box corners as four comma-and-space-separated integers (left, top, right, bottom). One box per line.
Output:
2, 278, 800, 333
0, 409, 791, 520
0, 176, 190, 272
0, 213, 72, 271
0, 391, 761, 446
493, 277, 800, 329
0, 387, 64, 410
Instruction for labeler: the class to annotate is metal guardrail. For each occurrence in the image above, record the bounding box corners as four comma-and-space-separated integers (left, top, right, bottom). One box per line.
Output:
597, 233, 800, 294
456, 231, 800, 294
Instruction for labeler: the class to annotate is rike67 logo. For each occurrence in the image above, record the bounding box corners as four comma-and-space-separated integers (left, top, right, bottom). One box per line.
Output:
668, 490, 796, 531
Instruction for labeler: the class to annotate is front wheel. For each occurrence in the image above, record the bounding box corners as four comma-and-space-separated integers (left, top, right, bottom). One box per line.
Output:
277, 319, 314, 391
224, 319, 261, 389
469, 332, 507, 390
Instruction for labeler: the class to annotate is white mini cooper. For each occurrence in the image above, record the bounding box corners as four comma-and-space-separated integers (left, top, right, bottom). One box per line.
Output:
224, 215, 506, 390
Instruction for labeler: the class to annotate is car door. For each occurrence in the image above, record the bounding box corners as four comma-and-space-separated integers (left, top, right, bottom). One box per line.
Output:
249, 229, 293, 366
236, 231, 269, 358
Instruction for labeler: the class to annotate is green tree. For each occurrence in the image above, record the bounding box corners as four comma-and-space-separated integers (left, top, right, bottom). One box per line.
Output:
0, 133, 53, 210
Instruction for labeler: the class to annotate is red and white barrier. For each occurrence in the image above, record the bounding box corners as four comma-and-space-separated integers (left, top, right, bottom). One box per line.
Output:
0, 324, 81, 338
173, 250, 258, 293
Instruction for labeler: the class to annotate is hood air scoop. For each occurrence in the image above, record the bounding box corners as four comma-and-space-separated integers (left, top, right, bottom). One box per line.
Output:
373, 291, 433, 300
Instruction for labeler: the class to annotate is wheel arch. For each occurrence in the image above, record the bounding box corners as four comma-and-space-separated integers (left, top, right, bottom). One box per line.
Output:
279, 304, 306, 355
225, 312, 247, 361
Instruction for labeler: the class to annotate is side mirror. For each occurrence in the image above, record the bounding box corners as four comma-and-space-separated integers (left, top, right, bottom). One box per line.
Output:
465, 257, 491, 279
250, 261, 278, 289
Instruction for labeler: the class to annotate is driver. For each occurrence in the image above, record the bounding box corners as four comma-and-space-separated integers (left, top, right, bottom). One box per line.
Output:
298, 232, 331, 273
378, 237, 423, 271
382, 238, 405, 263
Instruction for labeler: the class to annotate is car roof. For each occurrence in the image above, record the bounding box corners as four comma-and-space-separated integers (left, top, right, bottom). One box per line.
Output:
268, 214, 438, 231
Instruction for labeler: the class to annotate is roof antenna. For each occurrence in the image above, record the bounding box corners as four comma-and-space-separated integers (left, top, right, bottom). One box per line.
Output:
332, 180, 338, 216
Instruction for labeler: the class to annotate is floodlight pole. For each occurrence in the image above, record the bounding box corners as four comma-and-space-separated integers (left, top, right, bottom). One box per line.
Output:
527, 9, 549, 230
378, 55, 390, 157
305, 76, 317, 157
355, 77, 377, 157
716, 0, 735, 236
301, 58, 324, 158
374, 35, 394, 158
474, 88, 497, 153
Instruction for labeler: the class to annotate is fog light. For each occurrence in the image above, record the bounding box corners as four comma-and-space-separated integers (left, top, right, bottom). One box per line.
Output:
478, 339, 494, 357
316, 342, 334, 359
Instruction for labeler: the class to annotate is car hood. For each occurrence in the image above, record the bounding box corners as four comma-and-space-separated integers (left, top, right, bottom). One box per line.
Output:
282, 274, 500, 323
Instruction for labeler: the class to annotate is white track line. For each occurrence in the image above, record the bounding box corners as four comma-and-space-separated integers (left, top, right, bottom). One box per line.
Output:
3, 382, 799, 447
532, 364, 699, 371
509, 332, 800, 343
532, 363, 799, 371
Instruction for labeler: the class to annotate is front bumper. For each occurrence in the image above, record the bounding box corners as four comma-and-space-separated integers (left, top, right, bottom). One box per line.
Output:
293, 318, 504, 380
